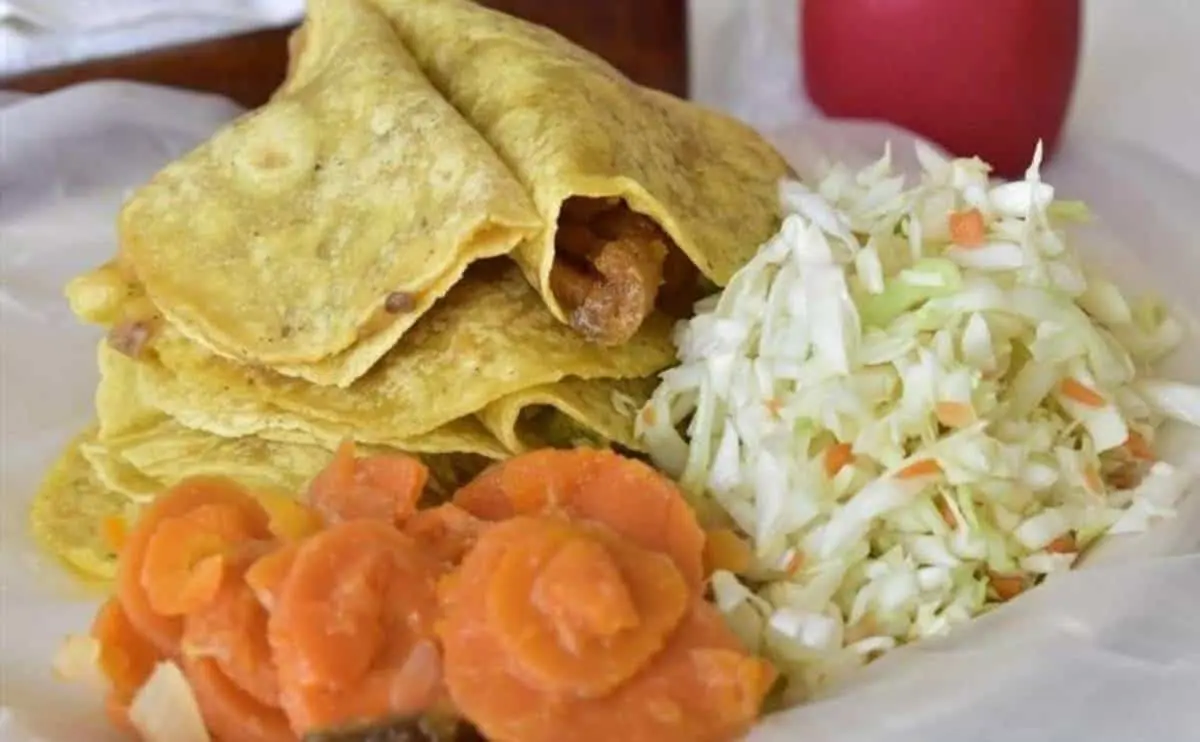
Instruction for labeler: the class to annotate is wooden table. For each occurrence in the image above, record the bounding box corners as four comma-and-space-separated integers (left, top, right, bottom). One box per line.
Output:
0, 0, 688, 107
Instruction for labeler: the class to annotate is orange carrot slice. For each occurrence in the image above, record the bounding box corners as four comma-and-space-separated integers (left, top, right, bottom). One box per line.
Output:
116, 477, 269, 656
1125, 431, 1156, 462
454, 449, 707, 590
256, 491, 324, 542
897, 459, 942, 480
949, 208, 986, 247
823, 443, 854, 478
140, 503, 258, 617
703, 528, 753, 576
440, 519, 774, 742
245, 543, 300, 614
934, 401, 975, 429
104, 692, 138, 737
1060, 378, 1106, 408
480, 519, 687, 698
91, 598, 160, 703
269, 520, 442, 734
182, 654, 293, 742
403, 503, 487, 567
183, 562, 279, 708
307, 440, 429, 525
280, 642, 443, 737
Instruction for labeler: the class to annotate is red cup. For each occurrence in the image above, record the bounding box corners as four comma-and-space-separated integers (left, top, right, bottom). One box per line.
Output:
802, 0, 1082, 178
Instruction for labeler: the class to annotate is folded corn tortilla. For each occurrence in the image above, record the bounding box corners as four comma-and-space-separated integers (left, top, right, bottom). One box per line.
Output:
29, 428, 128, 581
97, 341, 509, 459
76, 261, 673, 457
117, 0, 541, 386
372, 0, 791, 341
477, 376, 657, 454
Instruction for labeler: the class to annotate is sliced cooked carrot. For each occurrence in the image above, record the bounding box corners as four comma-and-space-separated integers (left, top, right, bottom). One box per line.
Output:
183, 561, 279, 708
531, 536, 641, 640
281, 643, 443, 736
934, 401, 975, 429
91, 598, 159, 702
1060, 378, 1106, 408
245, 542, 300, 614
307, 440, 430, 525
1125, 431, 1156, 462
269, 520, 442, 734
140, 503, 258, 617
403, 503, 487, 567
822, 443, 854, 478
256, 491, 324, 542
896, 459, 942, 480
949, 208, 986, 247
703, 528, 753, 576
104, 692, 137, 737
182, 654, 294, 742
358, 455, 429, 523
454, 449, 707, 590
309, 440, 356, 498
988, 572, 1026, 602
116, 477, 269, 656
485, 518, 688, 698
441, 520, 773, 742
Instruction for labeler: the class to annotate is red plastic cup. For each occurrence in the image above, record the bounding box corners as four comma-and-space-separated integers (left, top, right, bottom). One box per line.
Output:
803, 0, 1082, 178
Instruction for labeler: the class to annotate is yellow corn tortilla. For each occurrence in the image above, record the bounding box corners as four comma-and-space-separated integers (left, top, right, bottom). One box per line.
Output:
372, 0, 791, 324
477, 376, 657, 454
92, 262, 674, 445
82, 418, 490, 505
226, 264, 675, 439
82, 418, 340, 502
97, 341, 509, 459
29, 427, 127, 581
95, 340, 163, 441
117, 0, 541, 386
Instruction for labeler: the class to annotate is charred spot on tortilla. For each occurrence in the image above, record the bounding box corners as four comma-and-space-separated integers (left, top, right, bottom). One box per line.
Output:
549, 197, 699, 345
107, 321, 154, 359
385, 291, 418, 314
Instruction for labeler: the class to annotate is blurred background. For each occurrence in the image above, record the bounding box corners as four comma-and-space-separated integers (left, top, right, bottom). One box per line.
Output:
3, 0, 1199, 176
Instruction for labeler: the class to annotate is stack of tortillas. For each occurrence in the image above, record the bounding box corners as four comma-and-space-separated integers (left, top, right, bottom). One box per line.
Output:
31, 0, 789, 580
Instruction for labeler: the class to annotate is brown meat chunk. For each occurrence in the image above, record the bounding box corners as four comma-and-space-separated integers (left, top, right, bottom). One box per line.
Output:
549, 198, 698, 345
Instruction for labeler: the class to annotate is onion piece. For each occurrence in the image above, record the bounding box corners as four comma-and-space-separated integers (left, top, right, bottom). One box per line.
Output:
129, 661, 210, 742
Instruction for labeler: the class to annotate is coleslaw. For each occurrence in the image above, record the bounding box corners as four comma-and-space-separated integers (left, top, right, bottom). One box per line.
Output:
638, 143, 1200, 703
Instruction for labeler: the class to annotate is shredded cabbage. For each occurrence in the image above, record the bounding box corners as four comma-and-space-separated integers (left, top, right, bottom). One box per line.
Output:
638, 143, 1200, 703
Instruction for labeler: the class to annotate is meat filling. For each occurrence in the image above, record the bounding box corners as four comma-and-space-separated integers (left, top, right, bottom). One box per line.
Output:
549, 197, 698, 346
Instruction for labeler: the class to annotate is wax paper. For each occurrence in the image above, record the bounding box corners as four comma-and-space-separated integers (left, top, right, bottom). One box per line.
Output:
2, 83, 1200, 742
